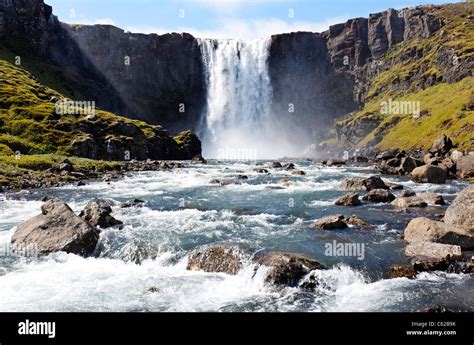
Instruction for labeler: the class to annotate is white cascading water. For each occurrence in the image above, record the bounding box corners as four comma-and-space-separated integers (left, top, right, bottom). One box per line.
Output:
198, 38, 295, 159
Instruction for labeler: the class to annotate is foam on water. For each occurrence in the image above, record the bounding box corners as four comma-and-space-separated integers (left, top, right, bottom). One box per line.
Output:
0, 161, 471, 312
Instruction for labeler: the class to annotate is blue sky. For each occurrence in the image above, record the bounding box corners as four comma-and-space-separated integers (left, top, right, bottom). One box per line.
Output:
45, 0, 463, 39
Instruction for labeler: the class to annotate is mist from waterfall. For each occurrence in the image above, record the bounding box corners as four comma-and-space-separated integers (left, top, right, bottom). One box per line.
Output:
198, 38, 303, 160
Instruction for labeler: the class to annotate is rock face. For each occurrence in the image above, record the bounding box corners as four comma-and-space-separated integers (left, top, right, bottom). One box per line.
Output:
404, 217, 474, 250
11, 200, 100, 256
186, 246, 246, 275
2, 0, 205, 132
444, 187, 474, 231
79, 199, 123, 229
335, 193, 361, 206
3, 0, 462, 145
313, 215, 348, 229
411, 165, 447, 184
341, 176, 388, 191
256, 252, 324, 286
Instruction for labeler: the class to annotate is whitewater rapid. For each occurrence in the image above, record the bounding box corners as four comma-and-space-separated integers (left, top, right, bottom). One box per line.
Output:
0, 161, 472, 312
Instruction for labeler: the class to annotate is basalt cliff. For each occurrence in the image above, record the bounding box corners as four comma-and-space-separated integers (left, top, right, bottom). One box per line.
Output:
0, 0, 472, 159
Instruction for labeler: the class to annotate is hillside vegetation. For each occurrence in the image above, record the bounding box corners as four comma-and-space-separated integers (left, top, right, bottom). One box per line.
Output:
0, 52, 199, 159
334, 3, 474, 152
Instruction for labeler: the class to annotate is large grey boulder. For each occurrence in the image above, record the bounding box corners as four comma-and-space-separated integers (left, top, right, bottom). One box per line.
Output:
405, 242, 461, 262
313, 215, 348, 229
430, 135, 453, 155
456, 155, 474, 179
79, 199, 123, 228
186, 246, 246, 275
362, 189, 395, 203
256, 252, 324, 287
444, 187, 474, 231
11, 200, 100, 256
391, 196, 427, 208
341, 176, 388, 191
411, 165, 447, 184
335, 193, 361, 206
404, 217, 474, 250
417, 192, 445, 205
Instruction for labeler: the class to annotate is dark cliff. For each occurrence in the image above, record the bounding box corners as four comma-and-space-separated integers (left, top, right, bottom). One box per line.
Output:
1, 0, 471, 152
268, 3, 472, 149
1, 0, 205, 133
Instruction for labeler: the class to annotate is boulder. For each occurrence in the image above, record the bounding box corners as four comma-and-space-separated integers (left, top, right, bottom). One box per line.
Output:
456, 155, 474, 179
120, 199, 145, 208
186, 246, 246, 275
341, 176, 388, 191
79, 199, 123, 228
430, 135, 453, 155
191, 154, 207, 164
271, 162, 282, 168
400, 189, 416, 197
423, 153, 436, 165
391, 196, 427, 208
253, 168, 269, 174
399, 156, 420, 174
209, 179, 234, 186
11, 199, 100, 256
439, 157, 456, 175
256, 252, 324, 286
411, 165, 447, 184
417, 192, 445, 205
362, 189, 395, 203
387, 264, 417, 279
406, 242, 462, 271
59, 160, 74, 173
313, 215, 348, 229
404, 217, 474, 249
444, 187, 474, 231
346, 215, 370, 227
450, 150, 463, 163
376, 149, 399, 160
284, 163, 295, 170
335, 193, 361, 206
291, 170, 306, 176
326, 159, 346, 166
385, 182, 404, 190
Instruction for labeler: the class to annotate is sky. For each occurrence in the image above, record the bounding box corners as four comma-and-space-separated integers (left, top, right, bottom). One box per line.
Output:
45, 0, 463, 39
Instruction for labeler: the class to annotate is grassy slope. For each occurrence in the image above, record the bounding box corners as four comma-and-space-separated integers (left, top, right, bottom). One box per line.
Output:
335, 3, 474, 152
0, 49, 191, 184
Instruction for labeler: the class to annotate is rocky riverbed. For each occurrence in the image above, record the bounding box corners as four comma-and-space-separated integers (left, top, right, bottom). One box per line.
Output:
0, 157, 472, 312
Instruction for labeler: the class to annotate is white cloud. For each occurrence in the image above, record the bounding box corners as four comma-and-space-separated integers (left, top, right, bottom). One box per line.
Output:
125, 16, 348, 39
185, 0, 282, 13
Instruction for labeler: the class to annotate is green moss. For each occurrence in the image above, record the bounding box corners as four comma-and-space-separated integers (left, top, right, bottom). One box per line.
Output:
0, 144, 14, 156
0, 154, 122, 174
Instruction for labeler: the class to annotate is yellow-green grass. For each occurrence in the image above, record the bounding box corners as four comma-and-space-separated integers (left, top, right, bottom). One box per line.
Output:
0, 154, 122, 174
334, 3, 474, 152
357, 78, 473, 151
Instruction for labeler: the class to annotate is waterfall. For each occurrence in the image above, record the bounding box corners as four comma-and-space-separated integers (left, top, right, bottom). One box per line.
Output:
198, 38, 279, 160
